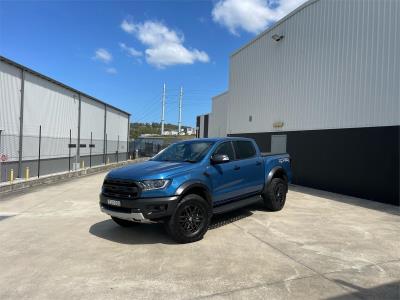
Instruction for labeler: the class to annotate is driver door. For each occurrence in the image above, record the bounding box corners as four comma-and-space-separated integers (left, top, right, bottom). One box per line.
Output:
208, 141, 243, 204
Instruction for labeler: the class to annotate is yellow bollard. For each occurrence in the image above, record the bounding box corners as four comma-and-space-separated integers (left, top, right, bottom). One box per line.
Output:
81, 160, 85, 169
10, 168, 14, 183
129, 155, 132, 161
25, 167, 30, 181
107, 157, 110, 164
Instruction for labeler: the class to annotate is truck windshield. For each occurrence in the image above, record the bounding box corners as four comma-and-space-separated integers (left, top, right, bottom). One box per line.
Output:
151, 141, 214, 163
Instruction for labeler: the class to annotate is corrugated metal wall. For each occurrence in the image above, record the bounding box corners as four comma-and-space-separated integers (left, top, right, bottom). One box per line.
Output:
196, 114, 212, 138
80, 96, 105, 156
1, 56, 130, 180
227, 0, 400, 134
24, 72, 79, 138
23, 72, 79, 159
199, 115, 204, 138
0, 61, 21, 161
209, 92, 229, 137
106, 107, 128, 154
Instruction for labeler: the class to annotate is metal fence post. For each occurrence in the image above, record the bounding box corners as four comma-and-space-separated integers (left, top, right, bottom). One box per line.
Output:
90, 131, 92, 168
103, 104, 107, 165
77, 94, 81, 168
18, 69, 25, 179
105, 133, 107, 165
127, 116, 130, 161
37, 125, 41, 178
69, 129, 71, 172
116, 135, 119, 163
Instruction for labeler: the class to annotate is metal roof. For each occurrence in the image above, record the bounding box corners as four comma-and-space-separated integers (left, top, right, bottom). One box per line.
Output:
0, 55, 131, 116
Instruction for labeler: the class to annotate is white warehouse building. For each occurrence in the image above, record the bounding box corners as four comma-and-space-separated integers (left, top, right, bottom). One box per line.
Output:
0, 56, 130, 182
204, 0, 400, 205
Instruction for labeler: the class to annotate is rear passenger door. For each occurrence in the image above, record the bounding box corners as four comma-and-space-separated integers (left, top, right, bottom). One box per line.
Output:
232, 141, 264, 196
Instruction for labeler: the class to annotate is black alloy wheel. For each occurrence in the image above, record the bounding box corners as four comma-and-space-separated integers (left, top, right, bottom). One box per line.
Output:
274, 182, 286, 205
262, 177, 288, 211
165, 194, 211, 243
178, 204, 206, 235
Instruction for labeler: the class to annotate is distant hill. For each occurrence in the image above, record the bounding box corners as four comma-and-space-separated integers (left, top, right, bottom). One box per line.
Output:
130, 122, 192, 139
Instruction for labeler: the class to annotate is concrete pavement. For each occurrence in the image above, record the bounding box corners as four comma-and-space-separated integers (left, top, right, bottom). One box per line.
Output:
0, 172, 399, 299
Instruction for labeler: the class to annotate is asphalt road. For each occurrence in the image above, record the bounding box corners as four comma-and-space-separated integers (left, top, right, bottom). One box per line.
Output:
0, 172, 399, 299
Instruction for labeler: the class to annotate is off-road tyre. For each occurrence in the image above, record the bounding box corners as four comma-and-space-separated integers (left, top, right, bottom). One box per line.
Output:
165, 194, 211, 243
262, 178, 288, 211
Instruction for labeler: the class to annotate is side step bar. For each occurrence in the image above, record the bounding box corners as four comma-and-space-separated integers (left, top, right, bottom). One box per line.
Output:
213, 195, 263, 215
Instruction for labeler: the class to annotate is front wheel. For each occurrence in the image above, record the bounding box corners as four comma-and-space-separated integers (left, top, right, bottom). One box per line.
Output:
262, 178, 288, 211
165, 194, 211, 243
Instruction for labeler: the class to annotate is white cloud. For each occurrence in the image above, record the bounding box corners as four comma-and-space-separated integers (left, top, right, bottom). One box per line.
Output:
119, 42, 142, 57
212, 0, 307, 35
106, 67, 117, 74
120, 20, 209, 68
121, 19, 135, 33
93, 48, 112, 63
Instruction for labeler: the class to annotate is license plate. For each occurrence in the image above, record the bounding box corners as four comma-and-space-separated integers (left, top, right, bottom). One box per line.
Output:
107, 199, 121, 207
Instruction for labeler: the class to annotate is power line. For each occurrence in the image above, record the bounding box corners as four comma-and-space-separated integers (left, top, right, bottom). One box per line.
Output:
132, 86, 215, 126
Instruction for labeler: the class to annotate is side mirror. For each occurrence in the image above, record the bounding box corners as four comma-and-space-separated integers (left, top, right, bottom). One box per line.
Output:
211, 154, 230, 164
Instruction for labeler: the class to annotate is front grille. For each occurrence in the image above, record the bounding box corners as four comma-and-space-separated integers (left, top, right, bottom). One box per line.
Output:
102, 179, 140, 199
102, 204, 132, 214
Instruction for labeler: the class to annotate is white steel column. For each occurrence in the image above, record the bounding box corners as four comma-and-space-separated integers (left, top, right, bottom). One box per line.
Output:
161, 83, 166, 135
178, 86, 183, 134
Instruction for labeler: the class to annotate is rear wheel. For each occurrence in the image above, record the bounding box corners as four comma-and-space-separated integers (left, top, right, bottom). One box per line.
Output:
262, 178, 288, 211
165, 194, 211, 243
111, 216, 139, 227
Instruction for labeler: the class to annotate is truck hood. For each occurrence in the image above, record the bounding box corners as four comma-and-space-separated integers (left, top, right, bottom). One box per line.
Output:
106, 160, 196, 180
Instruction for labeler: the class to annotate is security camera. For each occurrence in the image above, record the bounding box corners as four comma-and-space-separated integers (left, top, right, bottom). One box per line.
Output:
272, 34, 284, 42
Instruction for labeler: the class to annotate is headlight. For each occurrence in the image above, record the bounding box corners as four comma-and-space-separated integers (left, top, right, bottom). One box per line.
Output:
139, 179, 171, 191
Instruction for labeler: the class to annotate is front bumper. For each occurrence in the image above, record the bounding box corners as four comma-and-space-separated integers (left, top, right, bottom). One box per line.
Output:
99, 193, 179, 223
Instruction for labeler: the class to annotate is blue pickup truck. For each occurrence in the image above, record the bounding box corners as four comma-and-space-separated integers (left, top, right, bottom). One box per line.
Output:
100, 137, 292, 243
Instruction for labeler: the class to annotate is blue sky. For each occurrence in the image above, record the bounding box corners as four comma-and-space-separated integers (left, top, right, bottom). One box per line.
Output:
0, 0, 305, 127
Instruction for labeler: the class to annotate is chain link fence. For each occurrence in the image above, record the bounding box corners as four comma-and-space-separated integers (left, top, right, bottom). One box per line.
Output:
130, 137, 182, 158
0, 127, 127, 183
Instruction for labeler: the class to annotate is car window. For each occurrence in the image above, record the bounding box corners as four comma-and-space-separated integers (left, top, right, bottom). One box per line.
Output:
213, 142, 235, 160
152, 141, 214, 162
233, 141, 256, 160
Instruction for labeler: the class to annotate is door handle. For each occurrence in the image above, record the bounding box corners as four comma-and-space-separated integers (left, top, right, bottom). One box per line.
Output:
234, 166, 240, 170
256, 161, 262, 166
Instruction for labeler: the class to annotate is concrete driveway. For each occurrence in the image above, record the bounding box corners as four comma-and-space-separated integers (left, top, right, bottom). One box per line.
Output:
0, 172, 399, 299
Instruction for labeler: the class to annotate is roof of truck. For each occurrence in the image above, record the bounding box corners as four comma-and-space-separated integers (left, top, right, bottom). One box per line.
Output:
187, 137, 254, 143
